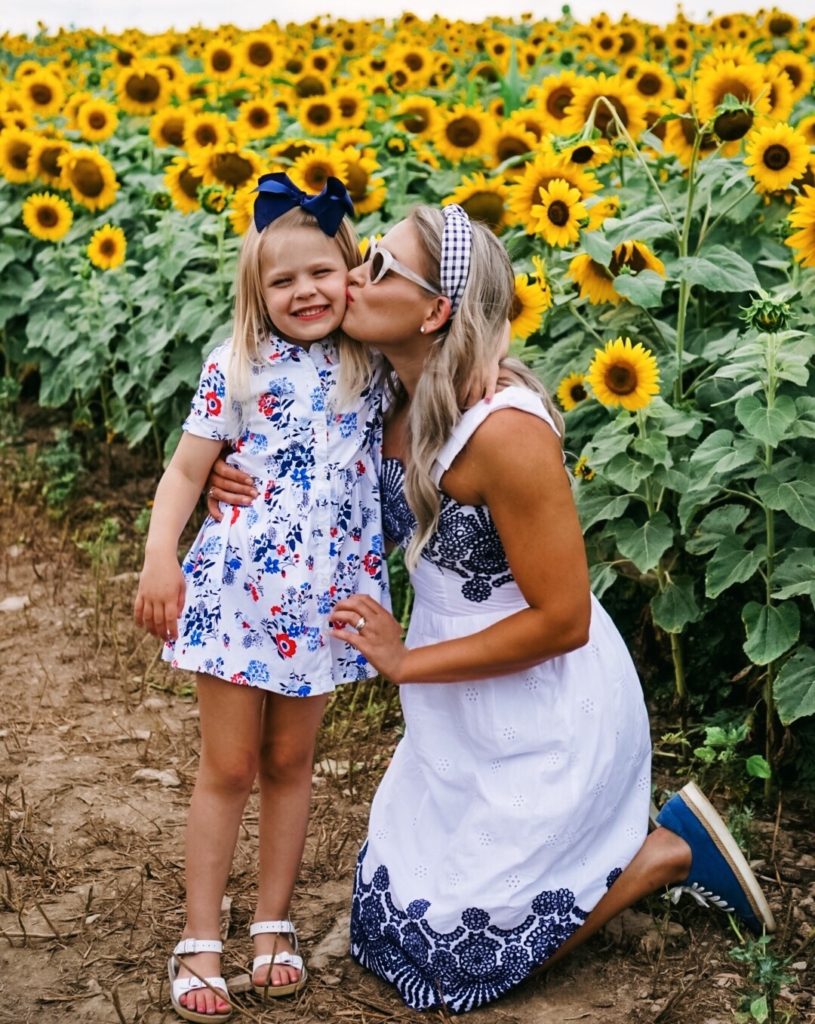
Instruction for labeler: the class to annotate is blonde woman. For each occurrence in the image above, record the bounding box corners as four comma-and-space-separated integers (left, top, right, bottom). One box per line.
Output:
211, 205, 775, 1014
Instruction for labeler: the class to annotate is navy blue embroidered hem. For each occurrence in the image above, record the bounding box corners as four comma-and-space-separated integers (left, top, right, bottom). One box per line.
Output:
350, 843, 609, 1014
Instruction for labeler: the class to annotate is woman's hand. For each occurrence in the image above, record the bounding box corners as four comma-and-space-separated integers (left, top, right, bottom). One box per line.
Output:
330, 595, 408, 683
206, 458, 258, 520
134, 558, 186, 641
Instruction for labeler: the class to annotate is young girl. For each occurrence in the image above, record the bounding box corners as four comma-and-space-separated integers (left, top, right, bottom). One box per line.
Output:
134, 173, 386, 1022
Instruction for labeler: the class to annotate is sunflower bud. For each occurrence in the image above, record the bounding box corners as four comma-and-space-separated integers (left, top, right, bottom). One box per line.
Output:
152, 191, 171, 211
740, 293, 794, 332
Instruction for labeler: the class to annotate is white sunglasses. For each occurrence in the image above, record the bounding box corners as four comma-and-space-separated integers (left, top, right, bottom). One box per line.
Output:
363, 237, 439, 294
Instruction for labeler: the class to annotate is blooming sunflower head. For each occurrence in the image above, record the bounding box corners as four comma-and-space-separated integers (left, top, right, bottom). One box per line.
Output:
116, 60, 170, 116
443, 173, 510, 234
745, 122, 811, 194
529, 178, 588, 247
786, 184, 815, 269
87, 224, 126, 270
557, 372, 590, 411
75, 98, 119, 143
22, 191, 73, 242
572, 454, 596, 481
60, 148, 119, 212
509, 273, 551, 341
587, 337, 660, 412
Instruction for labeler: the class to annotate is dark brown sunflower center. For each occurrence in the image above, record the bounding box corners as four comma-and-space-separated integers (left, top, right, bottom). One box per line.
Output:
546, 86, 574, 119
30, 83, 54, 105
248, 107, 270, 128
40, 144, 64, 176
179, 167, 203, 199
88, 111, 108, 129
714, 108, 753, 141
195, 124, 218, 146
570, 144, 594, 164
446, 116, 481, 148
100, 238, 117, 256
651, 33, 667, 50
763, 144, 790, 170
306, 103, 332, 126
606, 364, 636, 395
161, 117, 186, 146
125, 72, 161, 104
37, 205, 59, 228
715, 81, 751, 106
783, 64, 802, 88
295, 74, 325, 98
638, 73, 661, 96
497, 136, 531, 161
276, 142, 312, 161
248, 41, 273, 67
619, 31, 637, 54
769, 16, 793, 35
402, 110, 428, 133
116, 50, 134, 67
70, 157, 104, 197
570, 383, 588, 402
212, 152, 254, 186
493, 43, 506, 55
475, 64, 499, 82
509, 293, 523, 320
285, 57, 305, 74
462, 191, 505, 228
305, 163, 331, 190
547, 200, 570, 226
598, 35, 615, 51
339, 97, 358, 117
9, 139, 31, 170
211, 50, 233, 73
345, 162, 369, 201
404, 52, 424, 71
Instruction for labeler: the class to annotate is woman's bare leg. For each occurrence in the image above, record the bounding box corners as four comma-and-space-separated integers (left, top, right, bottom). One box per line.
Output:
252, 691, 330, 988
178, 674, 265, 1015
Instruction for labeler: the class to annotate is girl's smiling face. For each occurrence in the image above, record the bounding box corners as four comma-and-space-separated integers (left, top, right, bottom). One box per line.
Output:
260, 225, 349, 347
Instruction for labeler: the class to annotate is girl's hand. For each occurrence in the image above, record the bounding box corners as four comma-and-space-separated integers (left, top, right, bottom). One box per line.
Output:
330, 596, 408, 683
134, 560, 186, 641
463, 319, 511, 407
206, 458, 258, 521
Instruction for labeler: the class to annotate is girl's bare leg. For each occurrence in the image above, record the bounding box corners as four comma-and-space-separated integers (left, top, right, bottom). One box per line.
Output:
253, 691, 330, 988
178, 674, 265, 1016
541, 826, 692, 971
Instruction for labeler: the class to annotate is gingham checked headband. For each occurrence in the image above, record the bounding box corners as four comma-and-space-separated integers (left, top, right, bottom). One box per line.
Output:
440, 204, 472, 315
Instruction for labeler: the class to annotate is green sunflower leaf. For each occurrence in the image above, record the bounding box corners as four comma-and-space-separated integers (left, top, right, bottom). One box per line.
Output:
611, 270, 666, 309
742, 600, 800, 666
686, 504, 751, 555
650, 577, 702, 633
774, 647, 815, 725
677, 246, 761, 293
734, 394, 797, 447
612, 512, 673, 572
576, 491, 631, 531
754, 474, 815, 531
705, 536, 765, 599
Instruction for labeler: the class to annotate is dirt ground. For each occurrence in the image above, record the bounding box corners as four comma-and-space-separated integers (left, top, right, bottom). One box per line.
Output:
1, 462, 814, 1024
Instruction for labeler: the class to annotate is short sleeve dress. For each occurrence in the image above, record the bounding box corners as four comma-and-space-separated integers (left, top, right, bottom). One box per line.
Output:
163, 334, 388, 697
350, 387, 651, 1012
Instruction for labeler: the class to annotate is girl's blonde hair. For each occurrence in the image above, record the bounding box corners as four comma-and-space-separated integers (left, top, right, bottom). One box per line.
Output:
399, 205, 564, 569
228, 206, 373, 406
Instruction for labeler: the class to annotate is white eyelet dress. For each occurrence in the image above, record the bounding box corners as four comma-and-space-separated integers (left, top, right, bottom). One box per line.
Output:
350, 387, 651, 1013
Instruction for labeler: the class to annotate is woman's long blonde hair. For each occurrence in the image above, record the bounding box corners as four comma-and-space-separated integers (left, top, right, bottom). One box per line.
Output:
399, 205, 564, 569
228, 206, 373, 408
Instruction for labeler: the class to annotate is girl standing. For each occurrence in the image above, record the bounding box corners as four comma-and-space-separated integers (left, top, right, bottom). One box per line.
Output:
134, 174, 386, 1022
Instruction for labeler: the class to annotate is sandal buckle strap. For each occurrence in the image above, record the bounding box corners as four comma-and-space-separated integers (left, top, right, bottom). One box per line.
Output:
174, 937, 224, 956
250, 919, 295, 937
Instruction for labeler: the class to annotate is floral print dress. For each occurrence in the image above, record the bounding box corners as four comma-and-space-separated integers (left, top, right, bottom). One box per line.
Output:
351, 387, 651, 1012
164, 334, 387, 697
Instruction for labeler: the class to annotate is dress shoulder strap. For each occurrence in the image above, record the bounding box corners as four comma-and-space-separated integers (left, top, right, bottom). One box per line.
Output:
430, 386, 561, 486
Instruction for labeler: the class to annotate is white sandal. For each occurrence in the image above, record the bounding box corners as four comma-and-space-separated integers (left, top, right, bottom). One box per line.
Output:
250, 919, 308, 998
167, 938, 231, 1023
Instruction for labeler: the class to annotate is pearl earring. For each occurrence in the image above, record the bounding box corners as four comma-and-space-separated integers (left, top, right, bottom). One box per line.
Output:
419, 326, 426, 334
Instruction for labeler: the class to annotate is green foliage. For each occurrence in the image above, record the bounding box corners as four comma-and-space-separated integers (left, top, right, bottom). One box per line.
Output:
730, 933, 795, 1024
37, 429, 85, 511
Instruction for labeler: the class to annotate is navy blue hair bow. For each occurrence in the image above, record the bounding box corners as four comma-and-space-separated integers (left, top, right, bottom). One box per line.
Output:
253, 172, 354, 236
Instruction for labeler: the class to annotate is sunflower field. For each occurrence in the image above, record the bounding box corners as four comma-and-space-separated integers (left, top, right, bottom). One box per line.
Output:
2, 8, 815, 789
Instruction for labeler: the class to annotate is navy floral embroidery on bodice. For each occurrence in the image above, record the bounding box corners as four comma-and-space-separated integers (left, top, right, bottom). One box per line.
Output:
381, 457, 514, 604
350, 843, 612, 1014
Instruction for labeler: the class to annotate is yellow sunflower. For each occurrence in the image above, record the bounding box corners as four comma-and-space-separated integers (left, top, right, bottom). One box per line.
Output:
630, 61, 676, 106
562, 73, 648, 141
533, 70, 580, 135
586, 194, 621, 231
288, 146, 349, 194
149, 106, 189, 148
0, 127, 38, 184
558, 138, 614, 170
60, 148, 119, 211
342, 151, 387, 215
184, 111, 232, 154
786, 184, 815, 268
239, 32, 278, 77
443, 173, 511, 234
87, 224, 126, 270
664, 100, 720, 166
587, 337, 660, 411
572, 454, 596, 481
505, 108, 548, 142
507, 149, 600, 225
18, 68, 65, 117
232, 96, 279, 142
117, 61, 170, 117
202, 38, 241, 81
557, 372, 590, 411
297, 95, 340, 136
530, 178, 588, 247
21, 191, 73, 242
770, 50, 815, 103
488, 124, 537, 174
165, 155, 204, 214
29, 136, 71, 187
509, 273, 550, 341
434, 104, 494, 163
745, 122, 811, 193
394, 96, 439, 138
333, 85, 369, 129
190, 143, 263, 190
797, 114, 815, 149
267, 138, 317, 165
75, 98, 118, 142
692, 60, 771, 125
569, 240, 665, 305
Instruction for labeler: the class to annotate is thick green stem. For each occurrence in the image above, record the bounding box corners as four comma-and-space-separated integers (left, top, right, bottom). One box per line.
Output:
674, 132, 702, 404
761, 332, 778, 801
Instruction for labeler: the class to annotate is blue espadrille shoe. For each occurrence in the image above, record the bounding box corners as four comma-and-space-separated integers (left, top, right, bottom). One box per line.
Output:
656, 781, 775, 935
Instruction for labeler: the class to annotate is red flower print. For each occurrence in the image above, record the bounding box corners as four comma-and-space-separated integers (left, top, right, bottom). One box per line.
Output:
330, 527, 338, 537
275, 633, 297, 659
363, 553, 381, 576
264, 481, 275, 501
231, 672, 250, 685
277, 544, 286, 554
230, 505, 241, 525
356, 460, 366, 474
270, 605, 282, 614
258, 394, 278, 419
205, 391, 222, 416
